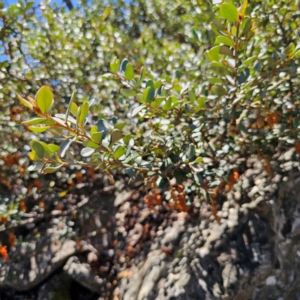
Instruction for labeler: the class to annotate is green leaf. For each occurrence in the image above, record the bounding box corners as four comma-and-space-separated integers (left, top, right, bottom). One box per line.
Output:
219, 46, 233, 56
22, 117, 51, 125
125, 63, 134, 80
114, 145, 126, 159
35, 86, 54, 113
110, 58, 120, 73
120, 58, 129, 72
115, 122, 126, 130
215, 36, 233, 47
90, 125, 98, 135
193, 157, 203, 163
132, 104, 145, 117
60, 137, 76, 158
212, 85, 228, 96
28, 126, 51, 133
207, 46, 220, 61
17, 95, 33, 110
284, 42, 295, 58
47, 144, 60, 153
294, 50, 300, 57
83, 140, 99, 149
241, 17, 252, 36
196, 97, 206, 111
28, 162, 45, 172
92, 132, 103, 143
31, 141, 45, 159
110, 129, 123, 146
220, 3, 238, 22
81, 147, 95, 157
242, 56, 256, 66
238, 0, 248, 17
43, 164, 64, 174
211, 19, 224, 31
120, 89, 137, 97
78, 101, 89, 125
163, 97, 172, 110
70, 102, 79, 117
65, 92, 76, 123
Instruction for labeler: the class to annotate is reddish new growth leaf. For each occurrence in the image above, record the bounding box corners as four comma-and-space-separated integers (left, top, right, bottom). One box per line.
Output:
0, 245, 9, 261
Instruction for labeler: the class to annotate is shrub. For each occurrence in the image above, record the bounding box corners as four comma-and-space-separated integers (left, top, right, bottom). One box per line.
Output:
18, 1, 300, 211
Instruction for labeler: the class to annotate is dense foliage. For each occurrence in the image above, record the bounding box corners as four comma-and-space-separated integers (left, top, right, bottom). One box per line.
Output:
1, 0, 300, 235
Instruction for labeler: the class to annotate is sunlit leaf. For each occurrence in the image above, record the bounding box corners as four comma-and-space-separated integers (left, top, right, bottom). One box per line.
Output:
220, 3, 238, 22
17, 95, 33, 110
215, 36, 233, 47
132, 105, 145, 117
78, 101, 89, 125
28, 126, 51, 133
284, 42, 295, 58
114, 145, 126, 159
60, 136, 76, 158
120, 89, 137, 97
35, 86, 54, 113
81, 147, 95, 157
125, 63, 134, 80
92, 132, 103, 143
43, 164, 64, 173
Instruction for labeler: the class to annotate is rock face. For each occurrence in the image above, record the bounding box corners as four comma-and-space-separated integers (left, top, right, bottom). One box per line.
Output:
2, 151, 300, 299
116, 152, 300, 300
0, 232, 77, 291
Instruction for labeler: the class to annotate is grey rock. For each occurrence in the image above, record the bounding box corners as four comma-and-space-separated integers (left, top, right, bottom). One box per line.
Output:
0, 235, 76, 291
63, 256, 105, 293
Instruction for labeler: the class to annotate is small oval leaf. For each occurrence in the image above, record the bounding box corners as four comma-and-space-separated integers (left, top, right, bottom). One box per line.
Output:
36, 86, 54, 113
220, 3, 238, 22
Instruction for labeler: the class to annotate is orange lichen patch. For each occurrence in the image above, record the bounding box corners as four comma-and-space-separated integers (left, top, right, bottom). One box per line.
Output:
88, 167, 95, 179
295, 141, 300, 153
0, 178, 12, 190
171, 186, 187, 212
8, 233, 16, 247
33, 180, 43, 190
19, 201, 27, 212
255, 110, 265, 129
0, 216, 8, 224
263, 155, 273, 179
211, 188, 218, 199
265, 112, 279, 128
2, 153, 20, 167
211, 200, 220, 224
227, 171, 240, 191
76, 171, 83, 183
144, 188, 162, 209
144, 195, 154, 210
118, 269, 133, 279
0, 245, 9, 260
